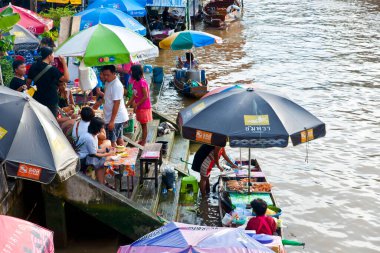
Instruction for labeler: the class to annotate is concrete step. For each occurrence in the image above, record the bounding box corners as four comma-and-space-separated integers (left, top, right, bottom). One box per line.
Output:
43, 173, 162, 240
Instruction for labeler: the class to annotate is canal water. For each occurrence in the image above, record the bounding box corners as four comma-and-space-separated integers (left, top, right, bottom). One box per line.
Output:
150, 0, 380, 252
58, 0, 379, 252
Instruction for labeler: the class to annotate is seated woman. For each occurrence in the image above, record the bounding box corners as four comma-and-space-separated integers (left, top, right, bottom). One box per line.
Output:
246, 199, 277, 235
76, 117, 115, 186
177, 52, 198, 70
58, 80, 75, 114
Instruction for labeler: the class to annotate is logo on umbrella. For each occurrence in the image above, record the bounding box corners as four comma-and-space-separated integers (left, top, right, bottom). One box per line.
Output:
17, 164, 42, 180
244, 115, 270, 126
0, 126, 7, 140
195, 130, 213, 144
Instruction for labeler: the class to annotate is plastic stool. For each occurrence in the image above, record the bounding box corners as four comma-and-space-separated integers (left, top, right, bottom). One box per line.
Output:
180, 176, 199, 195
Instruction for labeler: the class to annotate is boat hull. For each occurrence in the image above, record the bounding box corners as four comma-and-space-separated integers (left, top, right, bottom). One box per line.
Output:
203, 0, 242, 29
172, 78, 208, 98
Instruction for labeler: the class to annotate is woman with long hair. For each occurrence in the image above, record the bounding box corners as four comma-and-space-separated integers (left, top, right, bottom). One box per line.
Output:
126, 65, 153, 146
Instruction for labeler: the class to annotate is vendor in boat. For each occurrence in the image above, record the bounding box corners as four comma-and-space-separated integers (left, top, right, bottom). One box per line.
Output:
178, 52, 198, 70
192, 144, 237, 198
246, 198, 277, 235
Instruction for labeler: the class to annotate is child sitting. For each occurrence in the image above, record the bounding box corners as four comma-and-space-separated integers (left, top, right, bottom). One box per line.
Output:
76, 117, 115, 186
245, 198, 277, 235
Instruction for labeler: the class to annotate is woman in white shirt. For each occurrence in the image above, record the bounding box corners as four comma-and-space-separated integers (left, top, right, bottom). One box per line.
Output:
77, 117, 115, 185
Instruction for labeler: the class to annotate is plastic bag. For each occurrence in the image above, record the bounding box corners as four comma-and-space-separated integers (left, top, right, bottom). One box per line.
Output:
78, 61, 98, 91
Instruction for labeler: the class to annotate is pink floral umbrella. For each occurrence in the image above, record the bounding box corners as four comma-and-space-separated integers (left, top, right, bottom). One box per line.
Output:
0, 215, 54, 253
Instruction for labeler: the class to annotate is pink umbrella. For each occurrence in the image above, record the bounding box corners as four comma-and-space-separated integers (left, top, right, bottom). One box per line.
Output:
0, 215, 54, 253
202, 84, 257, 99
0, 4, 53, 35
118, 222, 274, 253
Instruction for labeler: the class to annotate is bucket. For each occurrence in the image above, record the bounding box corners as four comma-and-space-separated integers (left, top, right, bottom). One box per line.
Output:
124, 118, 135, 133
156, 141, 168, 155
222, 213, 233, 226
153, 67, 164, 84
144, 65, 153, 73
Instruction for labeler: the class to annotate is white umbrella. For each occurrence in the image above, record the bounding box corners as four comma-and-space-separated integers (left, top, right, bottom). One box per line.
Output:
55, 24, 159, 66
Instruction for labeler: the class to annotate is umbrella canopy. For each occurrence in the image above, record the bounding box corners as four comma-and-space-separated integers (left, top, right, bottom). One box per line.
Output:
159, 30, 222, 50
0, 215, 54, 253
10, 24, 40, 51
203, 84, 256, 99
177, 87, 326, 148
87, 0, 146, 17
0, 4, 53, 35
55, 24, 158, 66
75, 7, 146, 36
118, 222, 274, 253
0, 87, 79, 184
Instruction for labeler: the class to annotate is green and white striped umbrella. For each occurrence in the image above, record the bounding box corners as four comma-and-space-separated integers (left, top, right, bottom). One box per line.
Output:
55, 24, 158, 66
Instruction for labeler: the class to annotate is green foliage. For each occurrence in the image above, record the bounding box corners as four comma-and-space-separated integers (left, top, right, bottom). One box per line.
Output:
0, 7, 21, 32
0, 57, 14, 87
0, 7, 21, 53
0, 34, 15, 53
40, 6, 76, 29
41, 30, 59, 41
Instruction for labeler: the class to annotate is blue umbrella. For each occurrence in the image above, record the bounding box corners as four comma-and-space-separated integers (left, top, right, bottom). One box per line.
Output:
75, 7, 146, 35
118, 222, 274, 253
86, 0, 146, 17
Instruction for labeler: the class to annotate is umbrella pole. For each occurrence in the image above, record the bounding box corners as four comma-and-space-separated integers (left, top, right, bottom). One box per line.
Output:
239, 148, 242, 168
248, 148, 251, 195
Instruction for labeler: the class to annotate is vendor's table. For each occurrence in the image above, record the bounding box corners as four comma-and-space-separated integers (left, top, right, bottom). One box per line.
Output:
139, 143, 162, 188
105, 147, 139, 196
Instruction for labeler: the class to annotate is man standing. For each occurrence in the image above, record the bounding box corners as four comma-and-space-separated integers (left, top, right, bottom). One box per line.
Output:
101, 65, 128, 147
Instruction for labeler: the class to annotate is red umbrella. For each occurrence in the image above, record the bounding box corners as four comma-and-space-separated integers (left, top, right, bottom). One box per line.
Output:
0, 4, 53, 35
0, 215, 54, 253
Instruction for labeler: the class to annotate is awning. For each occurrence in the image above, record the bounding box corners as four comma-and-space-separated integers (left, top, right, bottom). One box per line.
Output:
146, 0, 186, 8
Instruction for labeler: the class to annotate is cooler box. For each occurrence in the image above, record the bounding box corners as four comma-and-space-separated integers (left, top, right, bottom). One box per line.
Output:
153, 67, 164, 84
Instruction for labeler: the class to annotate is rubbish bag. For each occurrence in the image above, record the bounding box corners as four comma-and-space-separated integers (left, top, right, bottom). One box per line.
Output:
161, 165, 175, 190
79, 61, 98, 91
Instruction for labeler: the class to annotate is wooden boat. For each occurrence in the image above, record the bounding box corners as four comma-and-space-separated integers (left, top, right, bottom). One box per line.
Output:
218, 159, 283, 238
203, 0, 242, 29
171, 69, 208, 98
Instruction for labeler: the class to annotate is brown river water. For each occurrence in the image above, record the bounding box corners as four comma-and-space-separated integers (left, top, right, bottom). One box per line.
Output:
58, 0, 380, 252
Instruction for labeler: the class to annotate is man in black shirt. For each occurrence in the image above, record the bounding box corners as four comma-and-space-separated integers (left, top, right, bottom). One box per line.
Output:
9, 60, 27, 92
26, 47, 70, 117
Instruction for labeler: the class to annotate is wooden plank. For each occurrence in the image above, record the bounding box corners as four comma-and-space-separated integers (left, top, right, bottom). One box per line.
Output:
157, 175, 182, 221
146, 119, 160, 144
169, 135, 190, 176
152, 110, 178, 129
132, 167, 162, 212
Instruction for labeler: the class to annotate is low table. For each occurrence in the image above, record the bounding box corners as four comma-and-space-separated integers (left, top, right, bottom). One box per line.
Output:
104, 147, 139, 195
139, 143, 162, 188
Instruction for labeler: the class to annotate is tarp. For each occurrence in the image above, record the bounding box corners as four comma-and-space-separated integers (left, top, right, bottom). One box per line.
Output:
146, 0, 186, 8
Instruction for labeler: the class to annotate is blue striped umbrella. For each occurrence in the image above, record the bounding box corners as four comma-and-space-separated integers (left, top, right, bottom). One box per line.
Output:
75, 7, 146, 35
86, 0, 146, 17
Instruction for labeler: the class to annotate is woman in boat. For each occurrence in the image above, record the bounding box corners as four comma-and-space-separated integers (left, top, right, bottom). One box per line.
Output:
178, 52, 198, 70
246, 198, 277, 235
192, 144, 237, 198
